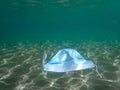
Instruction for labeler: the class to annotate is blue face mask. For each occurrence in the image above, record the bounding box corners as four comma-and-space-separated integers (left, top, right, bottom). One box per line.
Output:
43, 48, 102, 78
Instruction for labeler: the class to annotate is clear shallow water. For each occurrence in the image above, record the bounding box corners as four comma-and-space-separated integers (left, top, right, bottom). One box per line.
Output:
0, 0, 120, 90
1, 0, 120, 42
0, 40, 120, 90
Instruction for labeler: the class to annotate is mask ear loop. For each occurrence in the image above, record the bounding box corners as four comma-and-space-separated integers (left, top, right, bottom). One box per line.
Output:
94, 65, 102, 78
42, 51, 48, 79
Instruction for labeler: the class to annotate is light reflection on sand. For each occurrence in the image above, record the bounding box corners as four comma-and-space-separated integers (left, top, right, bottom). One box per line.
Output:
0, 40, 120, 90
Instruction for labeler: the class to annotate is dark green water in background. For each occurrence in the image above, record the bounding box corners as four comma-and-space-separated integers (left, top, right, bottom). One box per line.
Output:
0, 1, 120, 90
0, 0, 120, 42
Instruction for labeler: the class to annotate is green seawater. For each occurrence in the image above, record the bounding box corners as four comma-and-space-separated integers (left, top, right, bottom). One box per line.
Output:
0, 0, 120, 90
0, 0, 120, 42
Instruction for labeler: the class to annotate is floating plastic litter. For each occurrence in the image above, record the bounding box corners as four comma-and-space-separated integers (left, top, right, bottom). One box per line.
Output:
43, 48, 102, 78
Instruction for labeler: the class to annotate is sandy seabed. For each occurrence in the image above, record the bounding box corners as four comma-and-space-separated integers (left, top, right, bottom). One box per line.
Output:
0, 40, 120, 90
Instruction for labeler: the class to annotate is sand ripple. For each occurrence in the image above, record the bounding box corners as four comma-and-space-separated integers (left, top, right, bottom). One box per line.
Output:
0, 40, 120, 90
